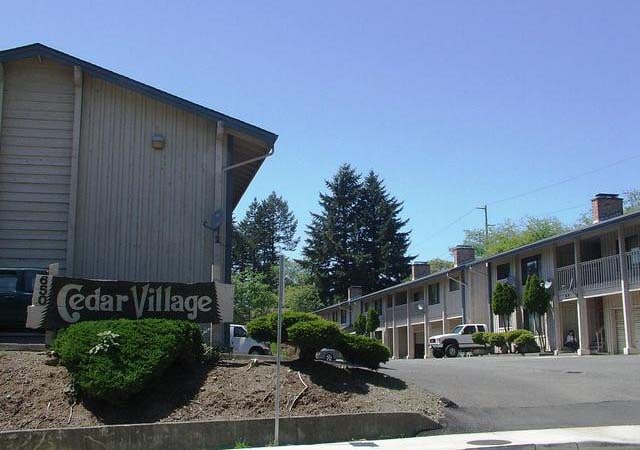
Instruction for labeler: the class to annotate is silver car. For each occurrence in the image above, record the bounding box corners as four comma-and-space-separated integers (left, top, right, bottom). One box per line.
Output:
315, 348, 343, 362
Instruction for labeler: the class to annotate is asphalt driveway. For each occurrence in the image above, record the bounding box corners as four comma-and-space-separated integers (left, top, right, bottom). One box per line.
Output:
381, 354, 640, 433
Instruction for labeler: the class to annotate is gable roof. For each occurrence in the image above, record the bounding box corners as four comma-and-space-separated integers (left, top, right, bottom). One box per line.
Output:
0, 43, 278, 146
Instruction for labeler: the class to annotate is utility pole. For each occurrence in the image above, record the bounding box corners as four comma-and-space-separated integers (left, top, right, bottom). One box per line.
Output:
476, 205, 489, 245
274, 255, 284, 446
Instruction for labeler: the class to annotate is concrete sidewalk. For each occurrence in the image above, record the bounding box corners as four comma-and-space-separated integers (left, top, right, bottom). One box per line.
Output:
253, 425, 640, 449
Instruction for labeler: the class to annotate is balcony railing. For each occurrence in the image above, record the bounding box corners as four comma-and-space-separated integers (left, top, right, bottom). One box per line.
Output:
556, 250, 640, 299
556, 265, 576, 299
579, 253, 621, 292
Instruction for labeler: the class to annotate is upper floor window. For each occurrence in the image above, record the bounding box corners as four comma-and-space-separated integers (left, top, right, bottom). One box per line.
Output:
449, 277, 460, 292
496, 263, 510, 281
428, 283, 440, 305
521, 255, 541, 285
340, 309, 347, 324
413, 291, 423, 302
395, 293, 407, 306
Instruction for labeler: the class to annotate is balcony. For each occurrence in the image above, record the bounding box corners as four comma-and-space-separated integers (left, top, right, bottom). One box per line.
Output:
556, 250, 640, 299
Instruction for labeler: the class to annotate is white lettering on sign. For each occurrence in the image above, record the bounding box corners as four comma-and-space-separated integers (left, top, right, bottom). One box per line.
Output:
56, 283, 214, 322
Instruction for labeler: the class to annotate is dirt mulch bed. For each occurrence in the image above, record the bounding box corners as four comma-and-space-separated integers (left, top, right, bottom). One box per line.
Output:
0, 351, 441, 431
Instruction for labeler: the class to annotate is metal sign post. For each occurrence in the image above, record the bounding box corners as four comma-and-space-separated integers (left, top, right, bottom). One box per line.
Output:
274, 255, 284, 446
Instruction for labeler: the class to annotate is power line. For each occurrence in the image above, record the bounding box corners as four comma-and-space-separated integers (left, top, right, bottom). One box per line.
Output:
487, 154, 640, 206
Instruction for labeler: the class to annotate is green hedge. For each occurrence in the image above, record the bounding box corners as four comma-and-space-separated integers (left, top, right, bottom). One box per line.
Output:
287, 320, 343, 361
53, 319, 203, 404
472, 331, 488, 345
246, 311, 319, 343
247, 312, 390, 369
337, 333, 391, 370
513, 330, 540, 354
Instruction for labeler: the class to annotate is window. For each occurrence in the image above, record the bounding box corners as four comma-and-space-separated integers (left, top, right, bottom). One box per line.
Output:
496, 263, 510, 281
477, 325, 486, 332
233, 326, 247, 338
521, 255, 541, 285
449, 277, 460, 292
428, 283, 440, 305
451, 325, 464, 334
386, 297, 393, 308
413, 291, 423, 302
0, 273, 18, 294
22, 271, 40, 293
375, 299, 382, 314
340, 309, 347, 324
462, 325, 476, 335
395, 293, 407, 306
332, 311, 337, 322
626, 235, 639, 251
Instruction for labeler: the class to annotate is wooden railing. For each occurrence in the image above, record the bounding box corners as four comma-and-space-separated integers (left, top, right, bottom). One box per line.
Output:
626, 250, 640, 285
556, 265, 577, 299
579, 254, 621, 292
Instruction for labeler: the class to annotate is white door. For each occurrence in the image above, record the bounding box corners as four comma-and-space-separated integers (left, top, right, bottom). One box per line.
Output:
615, 309, 625, 354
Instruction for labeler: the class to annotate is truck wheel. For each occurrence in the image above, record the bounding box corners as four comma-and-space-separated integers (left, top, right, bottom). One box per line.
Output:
445, 344, 459, 358
432, 348, 445, 359
249, 347, 263, 355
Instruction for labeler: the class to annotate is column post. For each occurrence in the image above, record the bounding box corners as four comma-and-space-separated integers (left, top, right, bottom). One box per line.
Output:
406, 291, 413, 358
392, 293, 399, 359
423, 284, 430, 358
381, 298, 387, 346
441, 281, 448, 333
574, 238, 590, 355
618, 226, 636, 354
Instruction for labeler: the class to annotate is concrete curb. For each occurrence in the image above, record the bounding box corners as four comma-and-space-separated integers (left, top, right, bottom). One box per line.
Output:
0, 412, 440, 450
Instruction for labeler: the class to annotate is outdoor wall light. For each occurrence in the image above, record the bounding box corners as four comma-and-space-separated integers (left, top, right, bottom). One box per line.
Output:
151, 133, 166, 150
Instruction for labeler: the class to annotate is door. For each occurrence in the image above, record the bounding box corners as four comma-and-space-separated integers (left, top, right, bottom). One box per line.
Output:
231, 325, 250, 353
460, 325, 477, 346
615, 309, 626, 354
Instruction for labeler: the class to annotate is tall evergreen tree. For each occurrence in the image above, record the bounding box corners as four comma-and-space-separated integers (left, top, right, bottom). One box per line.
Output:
303, 164, 414, 305
232, 192, 299, 283
303, 164, 362, 302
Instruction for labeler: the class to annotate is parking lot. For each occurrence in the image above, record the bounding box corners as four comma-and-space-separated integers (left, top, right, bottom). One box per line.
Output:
382, 354, 640, 433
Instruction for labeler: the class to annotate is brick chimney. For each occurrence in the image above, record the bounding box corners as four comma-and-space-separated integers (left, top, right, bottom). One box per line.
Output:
591, 193, 623, 223
411, 262, 431, 280
452, 245, 475, 267
347, 286, 363, 301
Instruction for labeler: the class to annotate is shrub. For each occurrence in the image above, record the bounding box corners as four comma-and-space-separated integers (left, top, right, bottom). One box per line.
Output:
287, 320, 343, 361
513, 330, 540, 354
53, 319, 203, 404
365, 309, 380, 335
338, 333, 390, 369
472, 331, 488, 345
486, 332, 506, 349
246, 311, 319, 343
353, 314, 367, 335
504, 329, 529, 345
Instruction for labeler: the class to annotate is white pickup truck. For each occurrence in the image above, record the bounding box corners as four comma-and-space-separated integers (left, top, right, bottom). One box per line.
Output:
229, 324, 271, 355
429, 323, 488, 358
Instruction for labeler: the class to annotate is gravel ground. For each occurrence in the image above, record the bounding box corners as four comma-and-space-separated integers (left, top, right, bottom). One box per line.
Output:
0, 351, 442, 431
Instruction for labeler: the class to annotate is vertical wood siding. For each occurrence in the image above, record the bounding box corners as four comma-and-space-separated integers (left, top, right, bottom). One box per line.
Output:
73, 75, 217, 282
0, 58, 74, 269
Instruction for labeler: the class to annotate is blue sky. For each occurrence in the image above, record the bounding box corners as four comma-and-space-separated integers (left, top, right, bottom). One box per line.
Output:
3, 1, 639, 261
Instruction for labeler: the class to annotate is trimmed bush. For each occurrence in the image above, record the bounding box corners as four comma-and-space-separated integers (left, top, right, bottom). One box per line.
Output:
504, 329, 529, 345
246, 311, 319, 343
287, 320, 343, 361
513, 330, 540, 354
472, 331, 488, 346
338, 333, 391, 369
486, 332, 506, 349
53, 319, 203, 404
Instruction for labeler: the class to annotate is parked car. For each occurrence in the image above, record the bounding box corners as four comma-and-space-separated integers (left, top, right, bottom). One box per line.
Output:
229, 324, 271, 355
315, 348, 343, 362
429, 323, 488, 358
0, 268, 47, 330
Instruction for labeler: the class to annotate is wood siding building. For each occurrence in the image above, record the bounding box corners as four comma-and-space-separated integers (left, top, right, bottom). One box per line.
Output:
0, 44, 277, 292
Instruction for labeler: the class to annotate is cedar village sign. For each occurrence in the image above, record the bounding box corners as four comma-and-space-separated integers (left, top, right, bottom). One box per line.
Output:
27, 275, 221, 330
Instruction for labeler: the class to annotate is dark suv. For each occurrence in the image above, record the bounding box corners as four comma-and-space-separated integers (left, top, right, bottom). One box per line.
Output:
0, 268, 47, 330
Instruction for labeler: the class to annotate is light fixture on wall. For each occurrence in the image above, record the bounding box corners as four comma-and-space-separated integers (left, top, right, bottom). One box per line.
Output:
151, 133, 166, 150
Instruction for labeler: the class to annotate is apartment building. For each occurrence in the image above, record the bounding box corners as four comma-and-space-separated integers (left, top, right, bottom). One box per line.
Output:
317, 194, 640, 357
